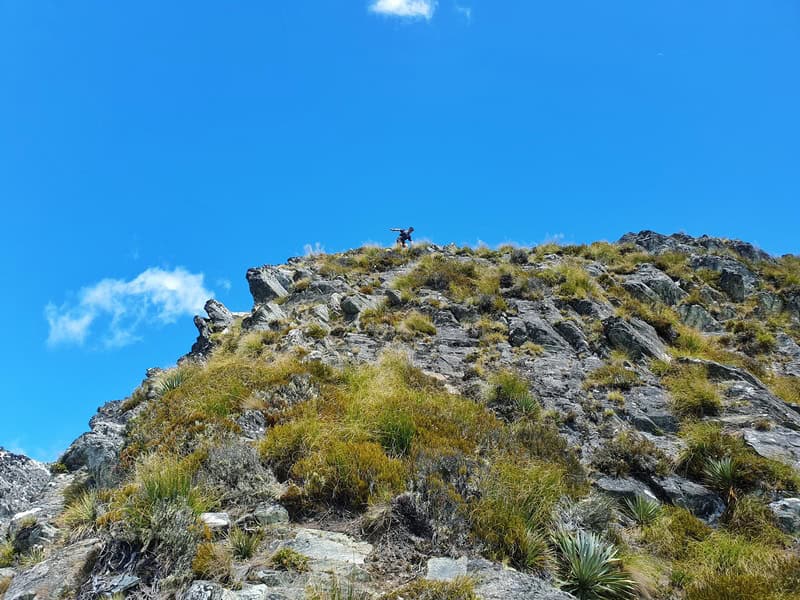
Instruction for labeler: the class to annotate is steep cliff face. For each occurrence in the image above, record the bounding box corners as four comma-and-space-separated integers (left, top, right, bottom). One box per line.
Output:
2, 232, 800, 600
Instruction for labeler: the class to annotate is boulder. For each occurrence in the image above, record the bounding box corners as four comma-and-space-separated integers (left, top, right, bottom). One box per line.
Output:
743, 427, 800, 470
425, 557, 573, 600
4, 537, 102, 600
603, 317, 669, 361
246, 267, 291, 305
254, 503, 289, 526
553, 321, 591, 355
719, 270, 747, 302
769, 498, 800, 534
340, 295, 378, 319
626, 386, 679, 433
678, 304, 722, 333
653, 475, 725, 522
200, 512, 231, 531
624, 264, 687, 306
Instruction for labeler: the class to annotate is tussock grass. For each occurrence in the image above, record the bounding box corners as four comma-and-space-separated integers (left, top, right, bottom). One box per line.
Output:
58, 491, 101, 541
192, 542, 232, 582
584, 352, 640, 390
228, 526, 261, 559
399, 311, 437, 337
486, 370, 539, 417
382, 577, 478, 600
661, 363, 721, 418
769, 375, 800, 406
536, 262, 600, 300
0, 540, 14, 567
269, 547, 309, 572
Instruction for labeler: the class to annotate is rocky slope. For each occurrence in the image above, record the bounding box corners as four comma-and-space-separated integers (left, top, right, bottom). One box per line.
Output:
2, 231, 800, 600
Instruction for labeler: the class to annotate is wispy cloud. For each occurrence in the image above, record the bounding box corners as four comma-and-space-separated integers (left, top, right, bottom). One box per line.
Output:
216, 278, 232, 292
304, 242, 326, 256
369, 0, 436, 19
455, 3, 472, 22
45, 267, 212, 348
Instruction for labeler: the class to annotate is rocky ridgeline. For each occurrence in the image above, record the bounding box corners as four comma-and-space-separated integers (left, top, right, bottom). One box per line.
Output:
2, 231, 800, 600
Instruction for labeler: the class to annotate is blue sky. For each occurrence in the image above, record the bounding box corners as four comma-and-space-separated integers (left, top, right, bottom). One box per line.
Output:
1, 1, 798, 460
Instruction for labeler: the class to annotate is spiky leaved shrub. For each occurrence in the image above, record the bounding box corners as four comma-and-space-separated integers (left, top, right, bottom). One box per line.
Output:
228, 526, 261, 559
703, 457, 738, 505
552, 529, 636, 600
624, 496, 661, 527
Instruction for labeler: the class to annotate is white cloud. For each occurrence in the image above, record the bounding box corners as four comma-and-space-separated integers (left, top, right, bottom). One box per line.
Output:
455, 3, 472, 21
45, 267, 212, 348
369, 0, 435, 19
216, 278, 232, 292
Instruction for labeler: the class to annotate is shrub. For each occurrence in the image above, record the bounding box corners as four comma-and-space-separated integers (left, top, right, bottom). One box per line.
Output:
592, 431, 671, 478
400, 312, 437, 337
662, 364, 721, 418
624, 496, 661, 527
552, 529, 636, 600
486, 371, 539, 418
382, 577, 478, 600
228, 526, 261, 559
269, 547, 310, 572
192, 542, 232, 581
58, 491, 100, 541
472, 459, 566, 569
158, 366, 193, 396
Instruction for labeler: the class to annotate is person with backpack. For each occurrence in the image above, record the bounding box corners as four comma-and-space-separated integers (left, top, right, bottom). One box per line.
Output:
390, 227, 414, 248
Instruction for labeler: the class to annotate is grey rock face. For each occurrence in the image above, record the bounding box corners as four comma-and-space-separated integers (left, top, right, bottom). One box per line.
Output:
253, 502, 289, 526
4, 537, 102, 600
624, 264, 687, 306
743, 427, 800, 470
678, 304, 723, 333
603, 317, 669, 361
594, 477, 657, 502
60, 400, 129, 488
0, 449, 50, 524
769, 498, 800, 534
340, 295, 378, 319
204, 299, 234, 329
719, 270, 747, 302
626, 386, 679, 433
242, 303, 287, 332
654, 476, 725, 522
247, 267, 291, 305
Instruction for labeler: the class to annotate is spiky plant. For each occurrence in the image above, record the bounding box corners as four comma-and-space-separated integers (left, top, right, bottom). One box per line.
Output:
158, 369, 189, 396
704, 457, 738, 505
553, 529, 637, 600
228, 526, 261, 559
624, 496, 661, 527
58, 491, 100, 541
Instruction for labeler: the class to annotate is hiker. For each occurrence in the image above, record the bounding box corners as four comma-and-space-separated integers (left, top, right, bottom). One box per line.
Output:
391, 227, 414, 248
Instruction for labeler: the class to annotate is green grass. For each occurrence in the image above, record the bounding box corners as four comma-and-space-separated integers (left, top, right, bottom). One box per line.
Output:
769, 375, 800, 406
486, 370, 539, 417
584, 352, 640, 390
399, 311, 437, 337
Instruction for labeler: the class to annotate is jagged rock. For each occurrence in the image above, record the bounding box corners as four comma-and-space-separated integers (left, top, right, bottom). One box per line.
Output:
181, 581, 225, 600
626, 386, 679, 433
594, 477, 657, 502
253, 503, 289, 526
624, 264, 687, 306
236, 410, 268, 440
384, 288, 403, 307
603, 317, 669, 361
4, 537, 102, 600
200, 512, 231, 531
776, 333, 800, 377
516, 314, 570, 352
182, 581, 298, 600
340, 295, 378, 319
755, 292, 784, 316
553, 321, 591, 355
425, 558, 573, 600
60, 401, 129, 488
9, 509, 58, 554
246, 267, 291, 305
205, 299, 234, 329
743, 427, 800, 470
241, 303, 287, 332
719, 270, 747, 302
653, 476, 725, 522
678, 304, 722, 333
769, 498, 800, 534
619, 231, 697, 255
0, 450, 50, 524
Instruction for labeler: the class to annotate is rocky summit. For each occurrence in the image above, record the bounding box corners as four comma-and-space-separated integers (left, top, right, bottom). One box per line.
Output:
2, 231, 800, 600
